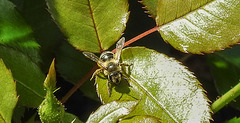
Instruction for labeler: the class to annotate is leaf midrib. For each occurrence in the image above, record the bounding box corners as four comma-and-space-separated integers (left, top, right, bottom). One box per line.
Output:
87, 0, 103, 52
129, 76, 179, 122
0, 45, 44, 99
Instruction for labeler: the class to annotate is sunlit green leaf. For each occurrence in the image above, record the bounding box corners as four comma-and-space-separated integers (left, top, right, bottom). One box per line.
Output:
156, 0, 240, 54
96, 47, 211, 122
119, 115, 161, 123
0, 0, 45, 108
86, 101, 138, 123
46, 0, 129, 53
0, 59, 18, 123
208, 45, 240, 109
140, 0, 158, 18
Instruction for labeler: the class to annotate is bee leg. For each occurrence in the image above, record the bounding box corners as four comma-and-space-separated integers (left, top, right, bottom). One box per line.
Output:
91, 69, 103, 85
107, 80, 112, 97
122, 74, 130, 86
120, 63, 132, 66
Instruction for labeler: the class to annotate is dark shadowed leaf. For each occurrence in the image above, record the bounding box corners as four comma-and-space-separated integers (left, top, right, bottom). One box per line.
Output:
0, 59, 18, 123
12, 0, 65, 72
63, 113, 83, 123
145, 0, 240, 54
55, 42, 98, 100
226, 117, 240, 123
86, 101, 138, 123
46, 0, 129, 53
0, 0, 45, 108
96, 47, 211, 122
207, 45, 240, 109
0, 0, 40, 60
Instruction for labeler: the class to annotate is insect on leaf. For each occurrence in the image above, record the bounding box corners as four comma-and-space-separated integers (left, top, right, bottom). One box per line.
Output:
96, 47, 211, 122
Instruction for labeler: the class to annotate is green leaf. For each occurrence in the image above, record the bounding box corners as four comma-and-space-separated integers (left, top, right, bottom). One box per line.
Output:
86, 101, 138, 123
226, 117, 240, 123
39, 59, 82, 123
13, 0, 65, 72
156, 0, 240, 54
208, 45, 240, 110
96, 47, 211, 122
39, 60, 65, 123
0, 0, 40, 60
0, 59, 18, 123
0, 0, 45, 108
0, 45, 45, 108
140, 0, 158, 18
46, 0, 129, 53
12, 105, 25, 123
63, 113, 83, 123
44, 59, 56, 91
119, 115, 161, 123
25, 113, 37, 123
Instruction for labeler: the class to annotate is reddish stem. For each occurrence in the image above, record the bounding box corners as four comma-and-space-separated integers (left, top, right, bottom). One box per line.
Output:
61, 65, 98, 103
112, 26, 159, 53
61, 26, 159, 103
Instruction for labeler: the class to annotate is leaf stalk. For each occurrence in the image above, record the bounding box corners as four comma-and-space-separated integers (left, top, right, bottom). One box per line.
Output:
211, 81, 240, 113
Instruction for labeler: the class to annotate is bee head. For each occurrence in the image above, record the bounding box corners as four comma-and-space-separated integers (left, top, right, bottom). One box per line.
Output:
109, 71, 122, 84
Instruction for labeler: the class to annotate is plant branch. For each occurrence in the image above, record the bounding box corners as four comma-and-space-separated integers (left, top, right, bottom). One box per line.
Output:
61, 65, 98, 103
61, 26, 159, 103
211, 81, 240, 113
112, 26, 159, 53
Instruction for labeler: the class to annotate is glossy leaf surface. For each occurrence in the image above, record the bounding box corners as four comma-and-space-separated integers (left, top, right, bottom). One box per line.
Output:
119, 115, 161, 123
96, 47, 211, 122
207, 45, 240, 109
155, 0, 240, 54
46, 0, 129, 53
0, 59, 18, 123
0, 0, 45, 108
86, 101, 138, 123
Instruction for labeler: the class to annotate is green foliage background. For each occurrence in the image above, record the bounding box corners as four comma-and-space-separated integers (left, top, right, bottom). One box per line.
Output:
0, 0, 240, 122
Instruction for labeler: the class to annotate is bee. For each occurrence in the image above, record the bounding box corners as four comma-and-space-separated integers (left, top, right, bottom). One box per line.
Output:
83, 37, 129, 96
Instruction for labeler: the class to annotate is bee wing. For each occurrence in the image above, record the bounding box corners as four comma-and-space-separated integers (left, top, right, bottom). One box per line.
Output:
83, 52, 107, 69
114, 37, 125, 63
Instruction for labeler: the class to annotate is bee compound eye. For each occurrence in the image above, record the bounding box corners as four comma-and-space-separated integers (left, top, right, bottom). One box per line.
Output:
100, 51, 114, 62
